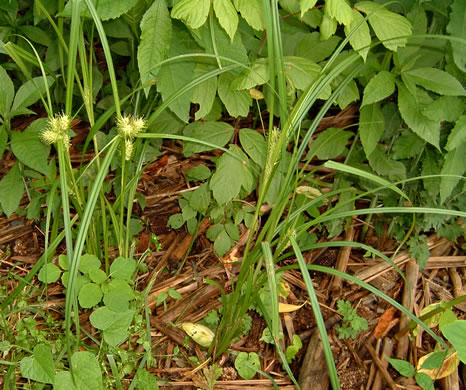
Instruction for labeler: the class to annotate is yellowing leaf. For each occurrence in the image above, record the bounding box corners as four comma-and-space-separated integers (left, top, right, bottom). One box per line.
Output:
296, 186, 322, 199
278, 302, 306, 313
181, 322, 214, 347
249, 88, 264, 99
417, 351, 459, 379
171, 0, 210, 29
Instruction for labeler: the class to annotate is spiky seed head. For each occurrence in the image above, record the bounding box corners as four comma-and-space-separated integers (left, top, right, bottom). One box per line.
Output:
117, 114, 147, 138
125, 139, 134, 161
40, 129, 59, 145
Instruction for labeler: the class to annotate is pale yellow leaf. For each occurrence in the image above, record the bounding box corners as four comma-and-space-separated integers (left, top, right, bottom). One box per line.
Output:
181, 322, 214, 347
278, 302, 306, 313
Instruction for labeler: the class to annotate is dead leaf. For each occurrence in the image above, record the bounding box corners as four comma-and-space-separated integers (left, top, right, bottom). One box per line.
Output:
374, 307, 398, 339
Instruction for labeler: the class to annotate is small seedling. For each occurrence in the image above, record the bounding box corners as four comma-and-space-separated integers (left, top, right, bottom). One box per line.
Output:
335, 300, 368, 339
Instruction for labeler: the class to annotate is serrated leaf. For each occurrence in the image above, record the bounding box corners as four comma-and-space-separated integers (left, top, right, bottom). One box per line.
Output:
446, 0, 466, 72
239, 128, 266, 168
183, 121, 234, 157
356, 2, 412, 51
440, 147, 466, 204
214, 228, 232, 256
218, 72, 251, 117
359, 103, 384, 158
284, 56, 321, 90
362, 71, 395, 107
61, 0, 139, 21
446, 115, 466, 151
210, 145, 254, 204
192, 64, 218, 120
0, 65, 14, 117
190, 183, 211, 213
110, 257, 136, 280
171, 0, 210, 29
408, 234, 430, 270
300, 0, 318, 16
308, 127, 353, 160
157, 28, 195, 122
422, 96, 464, 122
231, 58, 268, 90
344, 10, 370, 61
336, 79, 359, 109
296, 32, 341, 63
11, 118, 50, 175
368, 145, 406, 181
320, 12, 337, 40
233, 0, 264, 30
397, 84, 440, 149
89, 307, 134, 346
181, 322, 214, 347
0, 163, 23, 217
326, 0, 353, 26
403, 68, 465, 96
38, 263, 61, 284
20, 344, 55, 384
213, 0, 238, 41
392, 130, 424, 160
78, 283, 103, 308
138, 0, 171, 96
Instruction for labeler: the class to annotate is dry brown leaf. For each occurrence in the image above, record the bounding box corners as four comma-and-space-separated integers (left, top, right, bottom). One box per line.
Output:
374, 307, 398, 339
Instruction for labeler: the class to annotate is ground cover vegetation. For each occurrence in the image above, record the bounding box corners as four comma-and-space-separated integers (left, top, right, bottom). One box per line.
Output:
0, 0, 464, 388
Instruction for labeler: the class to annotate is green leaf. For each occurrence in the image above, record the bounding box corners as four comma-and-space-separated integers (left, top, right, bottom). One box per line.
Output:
0, 163, 23, 217
190, 183, 211, 213
0, 65, 14, 117
335, 79, 359, 109
308, 127, 353, 160
233, 0, 264, 30
88, 268, 107, 284
210, 145, 254, 204
392, 130, 424, 160
78, 283, 103, 308
285, 334, 303, 363
356, 2, 412, 51
103, 288, 130, 312
284, 56, 321, 90
300, 0, 318, 16
218, 72, 251, 117
11, 118, 50, 175
20, 344, 55, 384
110, 257, 136, 280
326, 0, 353, 26
138, 0, 171, 96
10, 76, 55, 117
446, 115, 466, 151
133, 369, 160, 390
296, 32, 341, 63
407, 235, 430, 270
403, 68, 465, 96
368, 145, 406, 181
422, 149, 440, 198
320, 13, 337, 40
440, 147, 466, 204
441, 320, 466, 363
214, 229, 232, 256
361, 71, 395, 107
38, 263, 61, 284
415, 372, 434, 390
167, 213, 184, 229
192, 64, 218, 120
446, 0, 466, 72
359, 103, 384, 158
344, 10, 370, 61
397, 84, 440, 149
186, 165, 211, 181
89, 307, 134, 346
61, 0, 139, 21
234, 352, 260, 380
385, 356, 415, 377
213, 0, 238, 41
225, 222, 240, 241
422, 96, 464, 123
157, 27, 195, 122
231, 58, 268, 90
183, 121, 234, 157
78, 254, 101, 274
70, 351, 103, 390
239, 129, 266, 168
171, 0, 210, 29
0, 125, 7, 158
